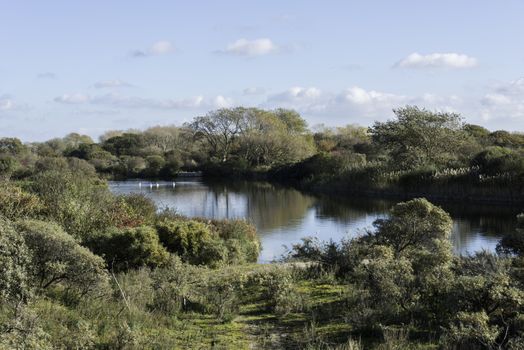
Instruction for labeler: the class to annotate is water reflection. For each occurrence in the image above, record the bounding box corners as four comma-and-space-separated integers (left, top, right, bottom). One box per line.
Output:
109, 179, 518, 263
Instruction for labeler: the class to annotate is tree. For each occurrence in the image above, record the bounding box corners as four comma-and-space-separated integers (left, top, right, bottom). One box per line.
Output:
143, 125, 182, 153
16, 219, 108, 296
29, 169, 118, 239
464, 124, 490, 146
190, 108, 245, 162
489, 130, 524, 148
0, 155, 18, 178
0, 137, 26, 155
273, 108, 308, 134
370, 106, 467, 168
445, 252, 524, 349
371, 198, 453, 256
62, 133, 93, 151
102, 133, 145, 156
145, 155, 166, 177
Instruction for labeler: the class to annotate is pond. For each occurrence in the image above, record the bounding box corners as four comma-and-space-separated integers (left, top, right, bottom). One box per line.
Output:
109, 179, 520, 263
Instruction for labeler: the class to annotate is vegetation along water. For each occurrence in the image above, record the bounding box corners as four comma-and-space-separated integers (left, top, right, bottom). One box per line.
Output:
2, 106, 524, 349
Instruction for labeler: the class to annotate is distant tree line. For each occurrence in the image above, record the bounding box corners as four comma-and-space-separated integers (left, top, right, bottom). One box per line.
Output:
2, 105, 524, 200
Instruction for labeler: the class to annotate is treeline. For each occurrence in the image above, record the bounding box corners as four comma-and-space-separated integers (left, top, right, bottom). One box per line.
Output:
2, 105, 524, 201
0, 107, 315, 180
272, 106, 524, 203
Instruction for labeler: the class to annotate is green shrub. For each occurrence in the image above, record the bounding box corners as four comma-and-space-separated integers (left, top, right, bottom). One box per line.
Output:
156, 219, 227, 267
446, 311, 501, 349
16, 219, 109, 298
0, 183, 43, 220
250, 266, 302, 316
0, 217, 31, 304
473, 146, 524, 175
32, 299, 97, 350
29, 170, 117, 239
150, 257, 203, 315
110, 193, 157, 228
0, 155, 18, 178
207, 219, 261, 264
87, 226, 169, 271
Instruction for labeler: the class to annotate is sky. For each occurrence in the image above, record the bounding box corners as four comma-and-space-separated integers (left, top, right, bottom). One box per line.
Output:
1, 0, 524, 141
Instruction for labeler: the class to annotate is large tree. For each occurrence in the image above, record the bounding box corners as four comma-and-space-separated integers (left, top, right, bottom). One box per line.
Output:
370, 106, 468, 169
190, 108, 246, 162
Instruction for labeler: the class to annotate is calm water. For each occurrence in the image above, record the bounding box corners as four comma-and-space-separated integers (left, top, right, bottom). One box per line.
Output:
109, 179, 520, 263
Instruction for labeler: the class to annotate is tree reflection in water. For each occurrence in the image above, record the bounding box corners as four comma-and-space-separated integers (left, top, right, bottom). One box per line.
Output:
110, 179, 519, 262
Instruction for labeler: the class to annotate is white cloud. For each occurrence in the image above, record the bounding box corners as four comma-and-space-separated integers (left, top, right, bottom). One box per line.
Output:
480, 78, 524, 121
264, 86, 462, 124
54, 92, 232, 111
91, 94, 205, 109
54, 93, 90, 104
243, 87, 266, 96
150, 41, 175, 55
213, 95, 234, 108
265, 87, 325, 113
94, 80, 133, 88
269, 87, 322, 102
395, 52, 478, 69
131, 40, 175, 57
222, 38, 278, 56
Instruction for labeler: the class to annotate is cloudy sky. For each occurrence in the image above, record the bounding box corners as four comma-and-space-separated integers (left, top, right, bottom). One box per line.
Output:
1, 0, 524, 141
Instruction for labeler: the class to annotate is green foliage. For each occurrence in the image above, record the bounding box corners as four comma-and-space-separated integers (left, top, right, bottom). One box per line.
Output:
156, 219, 227, 267
29, 169, 118, 239
112, 193, 157, 228
207, 219, 261, 264
447, 311, 501, 348
102, 133, 145, 156
250, 266, 302, 316
0, 138, 26, 155
0, 218, 31, 304
473, 146, 524, 175
16, 219, 109, 297
87, 226, 169, 271
0, 183, 43, 220
370, 106, 469, 169
150, 256, 203, 315
0, 155, 18, 178
371, 198, 453, 257
191, 107, 314, 167
157, 218, 261, 267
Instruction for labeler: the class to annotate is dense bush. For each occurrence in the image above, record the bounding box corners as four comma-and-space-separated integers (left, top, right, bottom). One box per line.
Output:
87, 226, 169, 271
16, 219, 109, 297
206, 219, 261, 264
473, 146, 524, 175
0, 183, 43, 220
156, 218, 261, 266
0, 217, 31, 304
250, 266, 302, 316
156, 219, 227, 267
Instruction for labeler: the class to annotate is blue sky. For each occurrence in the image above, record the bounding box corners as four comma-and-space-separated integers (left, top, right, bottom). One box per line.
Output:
1, 0, 524, 141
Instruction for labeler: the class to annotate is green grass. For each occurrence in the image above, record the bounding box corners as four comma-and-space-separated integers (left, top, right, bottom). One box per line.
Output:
1, 264, 440, 349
